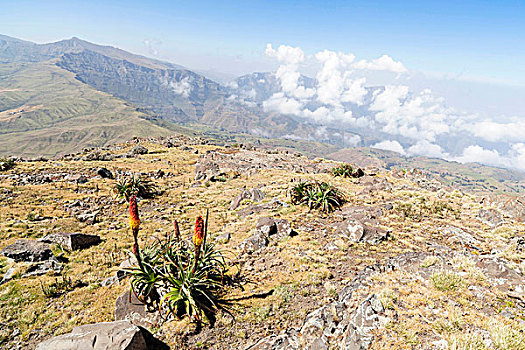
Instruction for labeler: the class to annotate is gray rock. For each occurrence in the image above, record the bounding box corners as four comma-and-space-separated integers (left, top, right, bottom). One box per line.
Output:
101, 275, 118, 286
0, 267, 15, 285
35, 320, 168, 350
76, 175, 89, 184
130, 145, 149, 155
230, 188, 266, 211
115, 290, 146, 322
97, 167, 114, 179
216, 232, 231, 243
341, 294, 384, 350
444, 226, 481, 247
117, 257, 138, 280
256, 217, 278, 236
76, 211, 99, 224
82, 151, 114, 161
23, 257, 63, 277
1, 239, 53, 262
39, 232, 101, 250
478, 208, 504, 227
239, 230, 269, 253
336, 220, 389, 245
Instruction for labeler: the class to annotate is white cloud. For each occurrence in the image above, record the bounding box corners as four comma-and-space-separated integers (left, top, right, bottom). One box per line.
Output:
371, 140, 406, 155
353, 55, 407, 73
260, 43, 525, 173
467, 120, 525, 143
453, 145, 507, 168
262, 92, 303, 115
169, 77, 192, 97
407, 140, 447, 158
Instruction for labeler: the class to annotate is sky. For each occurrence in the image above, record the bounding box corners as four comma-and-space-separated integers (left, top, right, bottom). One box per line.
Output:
2, 0, 525, 86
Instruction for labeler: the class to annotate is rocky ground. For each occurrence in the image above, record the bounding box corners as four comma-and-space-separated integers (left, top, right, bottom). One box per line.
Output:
0, 135, 525, 349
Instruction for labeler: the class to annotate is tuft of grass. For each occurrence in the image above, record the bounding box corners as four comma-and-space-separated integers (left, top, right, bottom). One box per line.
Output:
431, 271, 465, 292
114, 175, 156, 201
290, 181, 344, 213
40, 274, 84, 298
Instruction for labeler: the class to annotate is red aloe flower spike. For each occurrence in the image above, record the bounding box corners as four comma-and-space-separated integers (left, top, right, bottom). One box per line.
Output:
129, 195, 140, 235
192, 216, 205, 275
129, 195, 141, 263
193, 216, 204, 247
173, 219, 180, 240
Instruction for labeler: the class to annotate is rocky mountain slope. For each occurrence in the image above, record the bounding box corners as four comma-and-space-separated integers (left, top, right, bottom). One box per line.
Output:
1, 136, 524, 349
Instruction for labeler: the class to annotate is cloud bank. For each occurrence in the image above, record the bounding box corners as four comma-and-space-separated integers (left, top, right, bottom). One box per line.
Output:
257, 44, 525, 172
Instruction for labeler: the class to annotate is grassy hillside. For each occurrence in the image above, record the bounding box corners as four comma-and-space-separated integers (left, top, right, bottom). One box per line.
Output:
329, 147, 525, 194
0, 61, 178, 157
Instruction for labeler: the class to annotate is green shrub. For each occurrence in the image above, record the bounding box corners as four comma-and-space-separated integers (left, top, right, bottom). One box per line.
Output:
290, 181, 344, 213
114, 175, 156, 201
331, 163, 364, 178
0, 158, 15, 172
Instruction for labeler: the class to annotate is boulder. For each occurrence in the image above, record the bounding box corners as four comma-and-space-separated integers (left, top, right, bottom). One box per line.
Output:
35, 320, 168, 350
23, 257, 63, 277
478, 208, 504, 227
335, 220, 389, 245
76, 211, 99, 225
230, 188, 265, 210
76, 175, 89, 184
238, 230, 269, 253
130, 145, 149, 155
39, 232, 101, 250
97, 167, 114, 179
1, 239, 53, 262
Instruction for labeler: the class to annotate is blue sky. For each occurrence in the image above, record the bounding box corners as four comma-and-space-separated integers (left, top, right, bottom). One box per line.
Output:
2, 0, 525, 86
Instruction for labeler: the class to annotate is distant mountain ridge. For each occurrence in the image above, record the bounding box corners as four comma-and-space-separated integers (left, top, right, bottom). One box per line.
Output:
1, 35, 524, 193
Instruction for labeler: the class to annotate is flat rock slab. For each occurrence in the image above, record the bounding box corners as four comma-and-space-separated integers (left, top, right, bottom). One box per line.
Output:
115, 291, 161, 328
1, 239, 53, 262
39, 232, 101, 250
23, 258, 63, 277
35, 320, 168, 350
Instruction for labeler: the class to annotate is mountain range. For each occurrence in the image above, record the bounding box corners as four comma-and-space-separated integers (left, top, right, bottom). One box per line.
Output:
1, 34, 524, 194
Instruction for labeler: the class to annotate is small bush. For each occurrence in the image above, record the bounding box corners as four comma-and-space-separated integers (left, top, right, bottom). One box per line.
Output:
290, 181, 344, 213
40, 274, 83, 298
431, 271, 464, 292
0, 158, 15, 172
114, 175, 156, 201
331, 163, 364, 178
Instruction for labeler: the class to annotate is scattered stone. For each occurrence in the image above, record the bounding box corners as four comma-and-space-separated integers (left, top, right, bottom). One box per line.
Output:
216, 233, 231, 243
130, 145, 149, 155
230, 188, 265, 210
97, 167, 114, 179
23, 258, 63, 277
82, 151, 114, 161
239, 217, 295, 253
239, 230, 269, 253
444, 226, 482, 247
76, 175, 89, 184
76, 211, 99, 224
478, 208, 504, 227
335, 219, 390, 245
0, 267, 15, 285
237, 198, 288, 217
39, 232, 101, 250
35, 320, 168, 350
1, 239, 53, 262
101, 275, 118, 286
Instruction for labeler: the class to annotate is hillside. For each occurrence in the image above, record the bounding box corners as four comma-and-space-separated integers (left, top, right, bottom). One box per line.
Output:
1, 137, 525, 349
0, 59, 186, 157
